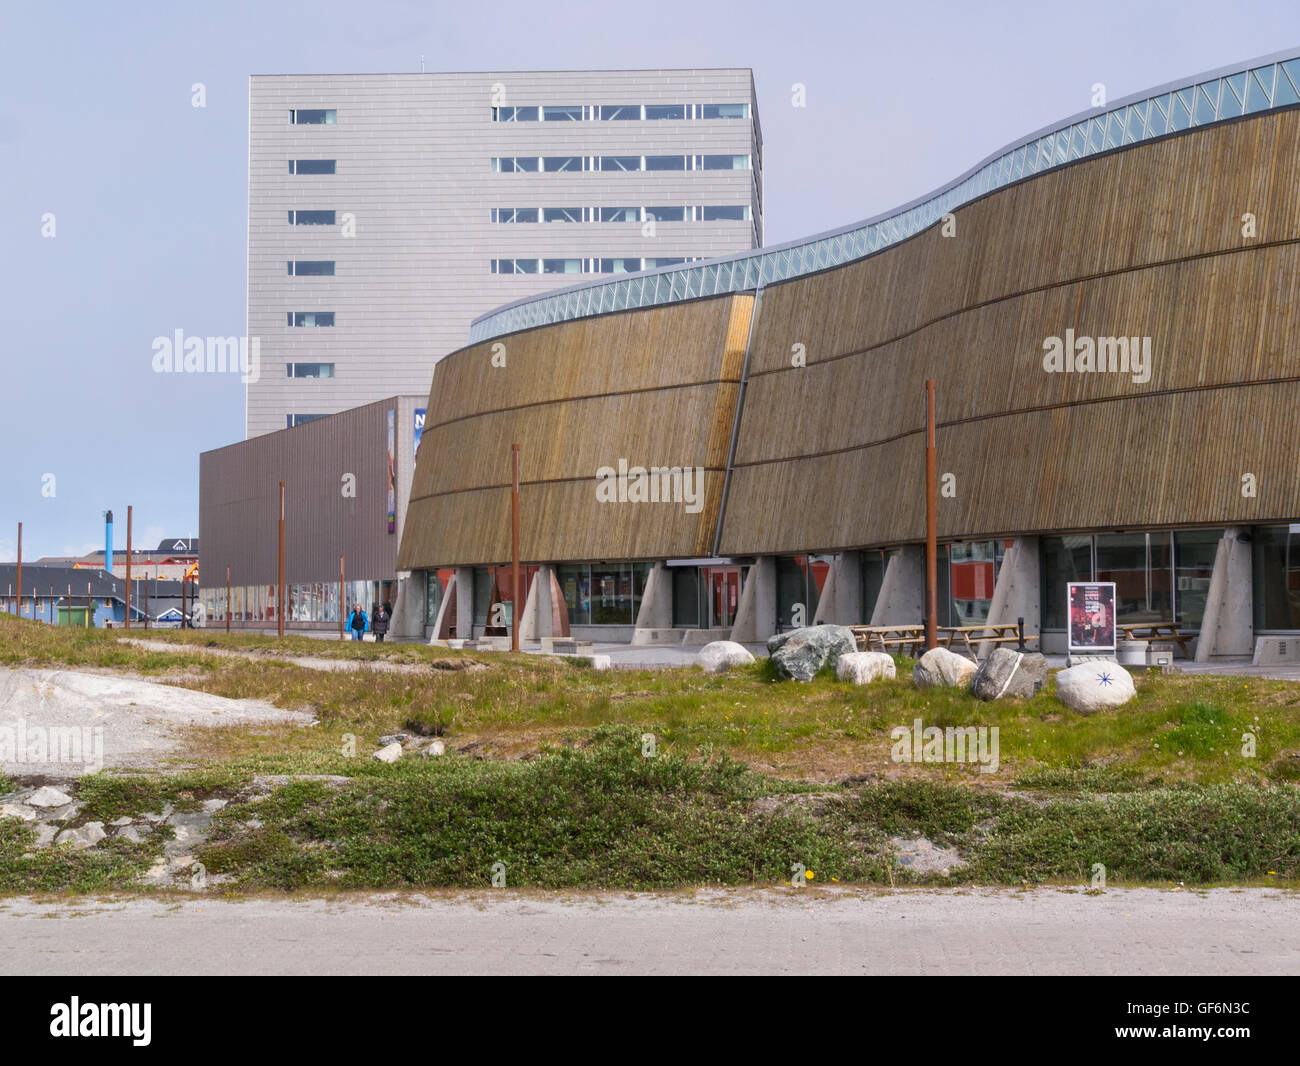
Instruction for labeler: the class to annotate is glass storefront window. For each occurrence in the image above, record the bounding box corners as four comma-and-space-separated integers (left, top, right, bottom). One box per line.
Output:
1041, 536, 1093, 629
1096, 533, 1172, 623
1174, 530, 1221, 626
671, 567, 700, 627
860, 550, 887, 623
776, 555, 832, 630
947, 541, 1005, 626
1253, 524, 1300, 629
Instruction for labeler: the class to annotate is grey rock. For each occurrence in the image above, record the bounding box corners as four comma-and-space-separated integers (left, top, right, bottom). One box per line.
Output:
26, 786, 74, 809
913, 647, 977, 689
117, 825, 151, 844
168, 811, 213, 843
421, 739, 447, 758
379, 733, 411, 747
1056, 660, 1136, 714
970, 649, 1049, 700
202, 798, 228, 812
766, 625, 858, 682
34, 824, 58, 847
57, 822, 107, 850
247, 775, 350, 796
109, 816, 134, 827
0, 803, 36, 822
890, 835, 968, 877
697, 641, 756, 674
141, 803, 175, 823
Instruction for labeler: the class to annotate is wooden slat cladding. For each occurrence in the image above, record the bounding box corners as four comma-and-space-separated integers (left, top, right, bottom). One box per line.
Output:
719, 109, 1300, 554
398, 294, 750, 568
722, 381, 1300, 556
744, 108, 1300, 379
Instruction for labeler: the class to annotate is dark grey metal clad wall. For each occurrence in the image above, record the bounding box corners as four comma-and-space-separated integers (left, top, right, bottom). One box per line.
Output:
200, 398, 408, 587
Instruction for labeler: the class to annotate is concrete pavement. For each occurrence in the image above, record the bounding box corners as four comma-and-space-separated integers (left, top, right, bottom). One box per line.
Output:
2, 887, 1296, 975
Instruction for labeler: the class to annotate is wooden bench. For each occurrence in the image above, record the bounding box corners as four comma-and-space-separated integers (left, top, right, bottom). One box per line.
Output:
1119, 622, 1195, 658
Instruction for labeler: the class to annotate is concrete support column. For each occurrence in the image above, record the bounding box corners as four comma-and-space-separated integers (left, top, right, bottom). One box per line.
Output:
634, 562, 673, 631
869, 546, 924, 624
730, 556, 777, 644
1195, 527, 1253, 661
813, 551, 863, 626
429, 574, 455, 643
390, 570, 426, 640
519, 564, 560, 641
455, 567, 473, 640
980, 537, 1040, 655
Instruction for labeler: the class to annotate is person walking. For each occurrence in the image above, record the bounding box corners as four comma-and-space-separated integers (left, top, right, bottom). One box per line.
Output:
372, 604, 390, 643
348, 603, 368, 642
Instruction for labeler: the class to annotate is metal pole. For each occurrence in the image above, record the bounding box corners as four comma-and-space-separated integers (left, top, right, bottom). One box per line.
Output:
277, 482, 285, 638
86, 582, 91, 628
226, 565, 231, 634
511, 443, 521, 653
339, 555, 345, 641
15, 522, 21, 618
925, 380, 938, 652
124, 506, 132, 629
66, 584, 71, 627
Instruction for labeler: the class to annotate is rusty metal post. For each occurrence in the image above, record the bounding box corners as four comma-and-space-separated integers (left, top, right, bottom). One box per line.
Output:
86, 581, 91, 628
511, 444, 521, 653
925, 380, 938, 652
278, 482, 286, 638
226, 565, 231, 634
339, 555, 345, 640
15, 522, 21, 618
125, 506, 132, 629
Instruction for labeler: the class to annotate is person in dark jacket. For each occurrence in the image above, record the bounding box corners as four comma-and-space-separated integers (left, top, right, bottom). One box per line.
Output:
372, 604, 390, 643
348, 604, 368, 641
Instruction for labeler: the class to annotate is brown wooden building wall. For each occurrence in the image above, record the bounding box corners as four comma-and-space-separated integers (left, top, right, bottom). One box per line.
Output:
399, 107, 1300, 569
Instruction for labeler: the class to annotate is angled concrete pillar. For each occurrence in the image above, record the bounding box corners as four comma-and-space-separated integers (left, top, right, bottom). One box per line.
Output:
980, 537, 1040, 655
429, 574, 455, 643
869, 546, 924, 624
390, 570, 426, 640
1196, 527, 1253, 661
519, 564, 563, 641
730, 556, 777, 644
455, 567, 473, 640
635, 562, 673, 630
813, 551, 863, 626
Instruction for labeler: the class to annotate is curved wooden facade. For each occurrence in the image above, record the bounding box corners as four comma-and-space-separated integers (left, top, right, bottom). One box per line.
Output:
400, 106, 1300, 569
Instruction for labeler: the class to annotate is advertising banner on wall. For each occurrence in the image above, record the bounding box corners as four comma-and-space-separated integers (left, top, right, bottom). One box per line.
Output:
414, 408, 426, 460
386, 409, 396, 534
1067, 581, 1116, 655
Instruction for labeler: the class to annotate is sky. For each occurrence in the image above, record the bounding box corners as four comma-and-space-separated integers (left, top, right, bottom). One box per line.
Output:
1, 0, 1298, 561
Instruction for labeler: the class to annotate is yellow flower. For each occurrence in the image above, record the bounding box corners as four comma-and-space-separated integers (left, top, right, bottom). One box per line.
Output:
805, 870, 814, 880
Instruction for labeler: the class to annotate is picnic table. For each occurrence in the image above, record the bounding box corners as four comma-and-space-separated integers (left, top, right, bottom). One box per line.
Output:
939, 623, 1037, 657
1118, 622, 1195, 658
850, 624, 927, 656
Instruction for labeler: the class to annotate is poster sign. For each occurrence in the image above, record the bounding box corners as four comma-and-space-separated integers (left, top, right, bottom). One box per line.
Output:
1067, 582, 1116, 654
414, 408, 426, 460
386, 409, 396, 534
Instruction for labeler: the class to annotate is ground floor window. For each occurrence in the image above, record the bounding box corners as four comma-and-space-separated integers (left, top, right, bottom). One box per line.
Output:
558, 562, 651, 625
1041, 530, 1225, 630
1252, 524, 1300, 630
776, 555, 831, 630
860, 550, 888, 624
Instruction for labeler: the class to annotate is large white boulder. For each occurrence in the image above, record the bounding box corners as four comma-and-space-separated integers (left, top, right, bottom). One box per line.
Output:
766, 625, 858, 682
913, 647, 977, 689
698, 641, 756, 674
836, 651, 896, 685
1055, 660, 1136, 714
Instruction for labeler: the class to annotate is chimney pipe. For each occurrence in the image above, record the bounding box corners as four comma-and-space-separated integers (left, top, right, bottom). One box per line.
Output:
105, 510, 114, 576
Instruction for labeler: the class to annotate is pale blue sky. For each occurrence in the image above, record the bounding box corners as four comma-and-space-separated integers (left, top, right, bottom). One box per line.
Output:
2, 0, 1297, 559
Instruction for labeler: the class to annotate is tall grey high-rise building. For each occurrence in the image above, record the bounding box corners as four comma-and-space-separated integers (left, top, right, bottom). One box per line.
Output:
245, 69, 763, 438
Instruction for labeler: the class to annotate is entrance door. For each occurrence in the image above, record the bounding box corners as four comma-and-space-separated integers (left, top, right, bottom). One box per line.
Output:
706, 567, 742, 628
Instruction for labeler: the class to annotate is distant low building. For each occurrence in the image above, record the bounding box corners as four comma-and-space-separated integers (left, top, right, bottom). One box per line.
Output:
0, 564, 197, 628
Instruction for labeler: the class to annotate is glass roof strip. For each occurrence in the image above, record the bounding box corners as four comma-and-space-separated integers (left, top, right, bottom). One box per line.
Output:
1245, 66, 1276, 112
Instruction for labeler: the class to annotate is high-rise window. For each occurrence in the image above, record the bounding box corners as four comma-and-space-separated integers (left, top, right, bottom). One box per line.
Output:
288, 210, 336, 225
289, 109, 336, 125
287, 312, 335, 327
287, 261, 335, 275
289, 159, 336, 174
286, 413, 327, 427
285, 363, 335, 378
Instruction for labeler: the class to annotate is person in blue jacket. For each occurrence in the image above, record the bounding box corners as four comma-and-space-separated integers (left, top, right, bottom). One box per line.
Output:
348, 603, 369, 641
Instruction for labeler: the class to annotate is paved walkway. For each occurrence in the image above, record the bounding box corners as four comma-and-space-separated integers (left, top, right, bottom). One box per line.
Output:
2, 887, 1295, 975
